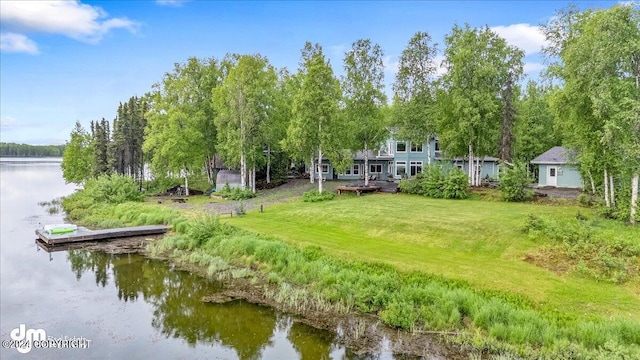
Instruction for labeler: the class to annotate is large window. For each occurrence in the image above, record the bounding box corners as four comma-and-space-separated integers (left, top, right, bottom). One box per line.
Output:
396, 142, 406, 152
321, 164, 329, 173
344, 164, 360, 175
410, 142, 423, 152
410, 161, 423, 176
396, 161, 407, 177
370, 164, 382, 173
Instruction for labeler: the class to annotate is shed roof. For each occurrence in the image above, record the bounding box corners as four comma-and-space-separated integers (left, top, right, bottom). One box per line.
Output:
530, 146, 576, 164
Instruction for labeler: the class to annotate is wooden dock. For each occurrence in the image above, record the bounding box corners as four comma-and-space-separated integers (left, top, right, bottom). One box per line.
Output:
35, 225, 169, 245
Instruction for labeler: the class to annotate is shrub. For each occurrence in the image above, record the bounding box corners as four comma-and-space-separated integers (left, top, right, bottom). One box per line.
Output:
399, 164, 468, 199
302, 189, 335, 202
443, 167, 469, 199
499, 163, 534, 202
577, 193, 594, 207
84, 174, 144, 204
215, 184, 255, 200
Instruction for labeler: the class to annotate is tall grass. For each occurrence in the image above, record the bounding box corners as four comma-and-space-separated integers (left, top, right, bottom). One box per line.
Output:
148, 214, 640, 359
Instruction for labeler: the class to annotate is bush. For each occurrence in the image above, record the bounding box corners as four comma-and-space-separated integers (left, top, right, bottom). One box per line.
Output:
214, 183, 255, 201
84, 174, 144, 204
443, 167, 469, 199
500, 163, 534, 202
399, 164, 468, 199
302, 189, 335, 202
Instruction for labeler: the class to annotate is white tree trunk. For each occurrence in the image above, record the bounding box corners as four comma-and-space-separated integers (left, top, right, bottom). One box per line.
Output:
317, 147, 323, 193
242, 154, 247, 191
364, 142, 369, 187
609, 174, 615, 208
631, 173, 638, 225
588, 170, 596, 195
184, 168, 190, 197
309, 156, 315, 184
468, 144, 474, 186
604, 168, 610, 207
426, 139, 431, 165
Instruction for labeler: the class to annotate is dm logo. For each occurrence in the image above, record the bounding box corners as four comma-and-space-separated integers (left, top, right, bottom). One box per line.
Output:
10, 324, 46, 354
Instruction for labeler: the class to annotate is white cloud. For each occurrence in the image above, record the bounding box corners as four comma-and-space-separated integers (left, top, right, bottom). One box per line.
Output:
490, 23, 547, 56
433, 55, 447, 76
383, 55, 399, 75
0, 1, 139, 46
523, 62, 545, 74
1, 116, 21, 131
156, 0, 191, 7
0, 33, 39, 54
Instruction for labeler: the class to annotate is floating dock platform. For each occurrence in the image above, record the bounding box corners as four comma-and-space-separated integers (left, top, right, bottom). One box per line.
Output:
35, 225, 169, 245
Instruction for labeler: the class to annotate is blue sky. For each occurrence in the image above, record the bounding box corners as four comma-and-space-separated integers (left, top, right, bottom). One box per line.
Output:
0, 0, 618, 145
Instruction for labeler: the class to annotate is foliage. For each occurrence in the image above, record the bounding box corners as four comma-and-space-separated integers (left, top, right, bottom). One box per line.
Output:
500, 163, 534, 202
443, 167, 469, 199
145, 57, 222, 193
543, 4, 640, 224
61, 121, 93, 185
215, 185, 256, 201
342, 39, 388, 186
111, 96, 147, 181
399, 164, 468, 199
0, 143, 65, 157
392, 31, 438, 155
213, 54, 278, 192
513, 81, 561, 165
82, 174, 144, 204
302, 189, 335, 202
523, 214, 640, 284
151, 214, 640, 358
282, 42, 345, 193
435, 24, 523, 185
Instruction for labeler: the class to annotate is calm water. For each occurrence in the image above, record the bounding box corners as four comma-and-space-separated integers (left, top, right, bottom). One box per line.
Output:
0, 158, 361, 359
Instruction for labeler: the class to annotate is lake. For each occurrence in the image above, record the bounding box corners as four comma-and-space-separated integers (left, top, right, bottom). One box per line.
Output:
0, 158, 368, 359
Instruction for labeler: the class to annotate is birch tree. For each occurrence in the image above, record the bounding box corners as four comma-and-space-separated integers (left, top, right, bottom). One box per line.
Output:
283, 42, 344, 193
436, 24, 524, 186
144, 57, 222, 195
213, 54, 278, 193
392, 31, 438, 164
61, 121, 93, 185
343, 39, 388, 186
544, 4, 640, 223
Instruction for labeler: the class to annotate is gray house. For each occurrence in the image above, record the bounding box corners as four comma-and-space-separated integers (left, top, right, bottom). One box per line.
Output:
530, 146, 582, 188
308, 137, 501, 181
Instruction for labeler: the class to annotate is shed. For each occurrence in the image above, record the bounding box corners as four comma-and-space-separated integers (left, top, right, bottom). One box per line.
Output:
215, 170, 241, 190
530, 146, 582, 188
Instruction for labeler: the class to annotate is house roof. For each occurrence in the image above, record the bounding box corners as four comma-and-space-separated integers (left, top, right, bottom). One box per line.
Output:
530, 146, 575, 164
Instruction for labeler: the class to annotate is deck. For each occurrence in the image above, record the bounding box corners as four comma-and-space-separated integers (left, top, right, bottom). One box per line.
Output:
335, 185, 381, 196
35, 225, 169, 245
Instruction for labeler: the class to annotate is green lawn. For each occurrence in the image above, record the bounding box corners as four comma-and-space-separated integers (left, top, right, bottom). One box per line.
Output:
225, 193, 640, 322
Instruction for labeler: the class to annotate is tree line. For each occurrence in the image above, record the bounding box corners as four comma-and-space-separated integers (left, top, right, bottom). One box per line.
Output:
0, 143, 66, 157
62, 4, 639, 223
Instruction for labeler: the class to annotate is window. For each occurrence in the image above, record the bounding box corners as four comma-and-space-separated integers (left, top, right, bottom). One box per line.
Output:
396, 142, 406, 152
434, 139, 441, 158
410, 161, 423, 176
344, 164, 360, 175
370, 164, 382, 173
410, 142, 423, 152
321, 164, 329, 173
549, 168, 556, 177
396, 161, 406, 177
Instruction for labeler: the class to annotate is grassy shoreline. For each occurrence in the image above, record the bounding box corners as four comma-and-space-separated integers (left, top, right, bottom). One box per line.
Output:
61, 183, 640, 359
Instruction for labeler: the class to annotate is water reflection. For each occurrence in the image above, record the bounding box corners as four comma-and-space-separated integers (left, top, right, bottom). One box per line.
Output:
65, 249, 346, 359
